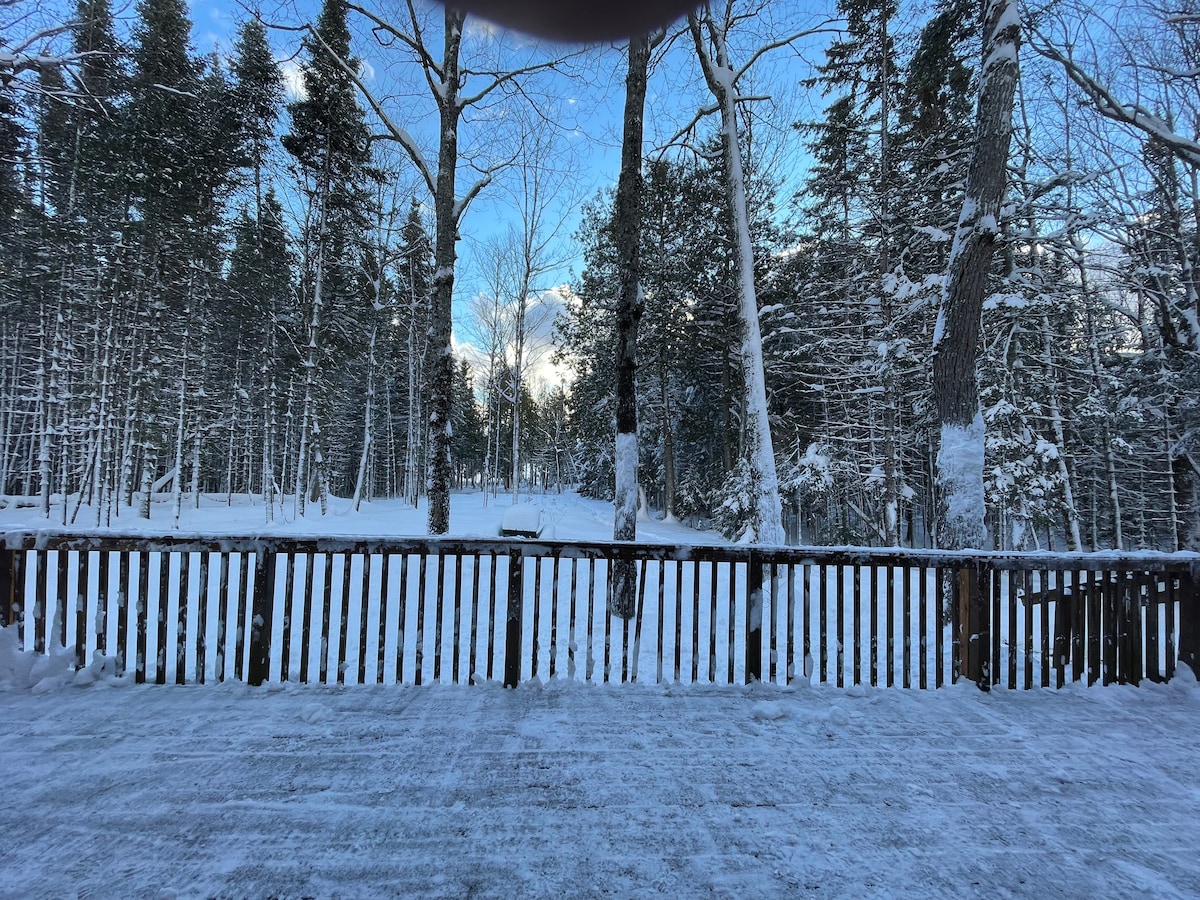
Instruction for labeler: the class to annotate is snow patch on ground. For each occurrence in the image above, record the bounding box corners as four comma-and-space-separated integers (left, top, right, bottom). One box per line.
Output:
1, 626, 128, 693
0, 490, 729, 546
750, 699, 787, 720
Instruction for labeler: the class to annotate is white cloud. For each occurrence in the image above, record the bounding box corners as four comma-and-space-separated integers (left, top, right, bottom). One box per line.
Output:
281, 59, 306, 100
452, 284, 578, 401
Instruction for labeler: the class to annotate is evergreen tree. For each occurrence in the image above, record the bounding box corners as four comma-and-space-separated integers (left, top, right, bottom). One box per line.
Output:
231, 18, 283, 208
451, 359, 486, 489
282, 0, 374, 515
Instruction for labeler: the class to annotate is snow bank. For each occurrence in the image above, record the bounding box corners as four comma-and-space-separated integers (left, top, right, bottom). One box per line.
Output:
0, 626, 125, 693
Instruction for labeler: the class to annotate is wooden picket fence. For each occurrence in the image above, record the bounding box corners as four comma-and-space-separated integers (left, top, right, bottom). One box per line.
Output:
1, 532, 1197, 690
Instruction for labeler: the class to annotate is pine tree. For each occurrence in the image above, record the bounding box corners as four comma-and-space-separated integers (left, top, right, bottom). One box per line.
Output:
121, 0, 206, 518
231, 18, 282, 211
282, 0, 374, 516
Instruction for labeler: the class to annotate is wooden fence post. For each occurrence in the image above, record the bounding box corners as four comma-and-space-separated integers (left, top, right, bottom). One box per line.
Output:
956, 565, 989, 690
247, 550, 276, 686
504, 549, 523, 688
0, 542, 18, 631
746, 552, 763, 683
1177, 564, 1199, 679
609, 558, 637, 619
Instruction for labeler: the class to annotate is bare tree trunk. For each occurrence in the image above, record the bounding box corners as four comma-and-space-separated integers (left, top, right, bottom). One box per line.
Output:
424, 10, 465, 535
1041, 316, 1082, 550
404, 307, 421, 507
661, 362, 676, 521
296, 173, 329, 519
932, 0, 1020, 550
877, 2, 900, 547
510, 295, 525, 506
610, 32, 653, 618
37, 308, 51, 519
263, 361, 276, 524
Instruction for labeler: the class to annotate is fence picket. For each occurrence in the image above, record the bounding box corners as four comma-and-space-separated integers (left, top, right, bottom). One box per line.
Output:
174, 552, 188, 684
1164, 574, 1177, 682
75, 550, 89, 670
212, 552, 228, 681
96, 551, 109, 662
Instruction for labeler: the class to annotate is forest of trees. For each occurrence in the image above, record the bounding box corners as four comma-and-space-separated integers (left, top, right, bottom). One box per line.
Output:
1, 0, 1198, 552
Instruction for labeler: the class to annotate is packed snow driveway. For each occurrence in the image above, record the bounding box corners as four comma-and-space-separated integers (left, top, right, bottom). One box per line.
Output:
2, 678, 1198, 898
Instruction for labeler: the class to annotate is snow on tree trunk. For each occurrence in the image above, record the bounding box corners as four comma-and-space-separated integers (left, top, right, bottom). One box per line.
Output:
877, 2, 900, 547
609, 32, 653, 619
936, 414, 987, 548
91, 315, 114, 527
296, 172, 330, 520
263, 360, 275, 525
37, 308, 51, 519
689, 13, 784, 547
405, 307, 422, 507
932, 0, 1020, 550
660, 365, 676, 521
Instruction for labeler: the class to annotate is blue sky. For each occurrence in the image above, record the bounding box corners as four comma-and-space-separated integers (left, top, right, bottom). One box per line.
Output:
182, 1, 827, 386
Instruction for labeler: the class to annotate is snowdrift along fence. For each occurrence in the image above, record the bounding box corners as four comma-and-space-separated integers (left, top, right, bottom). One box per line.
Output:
1, 533, 1197, 690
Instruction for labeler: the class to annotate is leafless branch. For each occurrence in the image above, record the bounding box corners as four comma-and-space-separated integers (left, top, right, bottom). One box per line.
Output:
1030, 30, 1200, 169
279, 19, 437, 197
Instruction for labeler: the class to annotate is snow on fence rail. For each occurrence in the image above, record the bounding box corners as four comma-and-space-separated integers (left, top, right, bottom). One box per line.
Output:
1, 532, 1197, 690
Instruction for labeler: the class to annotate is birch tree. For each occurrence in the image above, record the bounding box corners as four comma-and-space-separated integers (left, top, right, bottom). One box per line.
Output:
685, 1, 828, 545
495, 113, 578, 506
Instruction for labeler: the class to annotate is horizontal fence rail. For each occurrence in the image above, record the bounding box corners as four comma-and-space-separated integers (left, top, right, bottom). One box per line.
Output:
1, 532, 1197, 690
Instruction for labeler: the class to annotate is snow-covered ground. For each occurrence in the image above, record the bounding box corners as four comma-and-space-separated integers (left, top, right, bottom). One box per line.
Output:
0, 489, 725, 544
3, 493, 1199, 896
1, 672, 1198, 897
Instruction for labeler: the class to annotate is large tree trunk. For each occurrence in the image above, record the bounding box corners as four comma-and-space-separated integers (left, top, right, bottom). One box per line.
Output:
426, 10, 464, 535
932, 0, 1020, 551
609, 32, 652, 618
